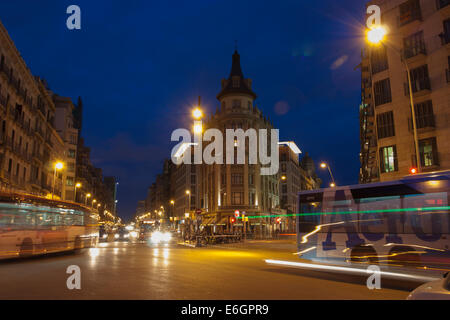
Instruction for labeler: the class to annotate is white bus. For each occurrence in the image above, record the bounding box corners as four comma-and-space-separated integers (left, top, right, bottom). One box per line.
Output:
0, 192, 99, 259
297, 171, 450, 274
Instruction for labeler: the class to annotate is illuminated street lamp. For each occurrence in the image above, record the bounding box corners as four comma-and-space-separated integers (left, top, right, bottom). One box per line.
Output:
52, 161, 64, 200
192, 108, 203, 120
366, 24, 421, 173
280, 175, 287, 181
74, 182, 81, 203
85, 193, 91, 205
366, 25, 387, 45
320, 162, 336, 187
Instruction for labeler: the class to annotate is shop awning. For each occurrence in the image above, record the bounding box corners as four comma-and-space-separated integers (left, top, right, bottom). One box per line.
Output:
216, 216, 229, 225
201, 217, 215, 226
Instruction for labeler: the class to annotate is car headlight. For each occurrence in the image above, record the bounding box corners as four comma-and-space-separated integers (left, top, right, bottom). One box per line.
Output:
114, 234, 119, 239
162, 232, 172, 242
102, 234, 108, 239
150, 231, 163, 244
124, 234, 129, 238
129, 231, 138, 238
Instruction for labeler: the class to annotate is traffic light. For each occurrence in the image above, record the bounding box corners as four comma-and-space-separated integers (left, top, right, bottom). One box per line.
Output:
276, 217, 281, 224
230, 217, 236, 224
410, 167, 418, 174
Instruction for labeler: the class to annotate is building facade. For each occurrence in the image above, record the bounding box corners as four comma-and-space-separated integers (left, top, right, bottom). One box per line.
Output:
53, 95, 79, 201
0, 20, 66, 198
360, 0, 450, 183
138, 50, 322, 237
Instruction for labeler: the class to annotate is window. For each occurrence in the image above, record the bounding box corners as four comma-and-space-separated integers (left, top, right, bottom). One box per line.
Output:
281, 163, 286, 172
409, 65, 430, 93
67, 162, 75, 172
8, 158, 12, 173
249, 192, 255, 206
380, 146, 398, 173
232, 192, 243, 205
16, 163, 19, 176
414, 100, 434, 128
248, 174, 254, 186
23, 167, 26, 180
231, 173, 243, 185
399, 0, 421, 26
282, 184, 287, 194
232, 77, 240, 88
419, 138, 439, 167
248, 101, 251, 109
442, 19, 450, 45
66, 177, 74, 186
374, 78, 392, 106
377, 111, 395, 139
68, 149, 76, 158
437, 0, 449, 10
371, 45, 389, 74
404, 31, 426, 58
232, 100, 241, 109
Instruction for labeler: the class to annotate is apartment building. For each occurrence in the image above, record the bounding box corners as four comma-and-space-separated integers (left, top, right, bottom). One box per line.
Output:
360, 0, 450, 183
0, 20, 66, 198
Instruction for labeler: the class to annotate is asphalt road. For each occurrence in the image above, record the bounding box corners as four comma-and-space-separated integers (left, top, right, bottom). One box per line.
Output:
0, 240, 411, 300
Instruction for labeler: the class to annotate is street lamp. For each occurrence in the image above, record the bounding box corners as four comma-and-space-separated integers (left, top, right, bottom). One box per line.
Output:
85, 193, 91, 205
74, 182, 81, 203
92, 199, 97, 208
192, 108, 203, 120
52, 161, 64, 200
366, 24, 421, 173
320, 162, 336, 187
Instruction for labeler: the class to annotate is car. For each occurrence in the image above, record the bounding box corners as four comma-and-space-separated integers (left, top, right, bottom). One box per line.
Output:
148, 230, 174, 245
113, 227, 131, 242
407, 272, 450, 300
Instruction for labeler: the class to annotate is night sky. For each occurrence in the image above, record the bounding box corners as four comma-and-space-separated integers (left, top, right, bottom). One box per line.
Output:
0, 0, 368, 221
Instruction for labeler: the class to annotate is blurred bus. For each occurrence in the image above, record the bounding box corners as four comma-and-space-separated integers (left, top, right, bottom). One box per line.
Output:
297, 171, 450, 274
0, 192, 99, 259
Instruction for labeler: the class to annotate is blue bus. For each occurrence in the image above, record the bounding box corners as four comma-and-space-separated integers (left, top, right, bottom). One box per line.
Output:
297, 171, 450, 274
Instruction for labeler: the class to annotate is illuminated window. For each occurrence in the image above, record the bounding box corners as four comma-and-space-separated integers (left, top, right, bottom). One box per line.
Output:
380, 145, 397, 173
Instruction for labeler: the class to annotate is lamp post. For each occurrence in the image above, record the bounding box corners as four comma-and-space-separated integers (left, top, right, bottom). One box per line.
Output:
114, 182, 119, 216
170, 200, 175, 229
85, 193, 91, 205
52, 162, 64, 200
320, 162, 336, 187
92, 199, 97, 209
366, 25, 421, 173
74, 183, 81, 203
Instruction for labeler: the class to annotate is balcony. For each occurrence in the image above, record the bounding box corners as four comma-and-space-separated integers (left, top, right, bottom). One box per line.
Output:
409, 115, 435, 131
403, 46, 426, 61
404, 78, 431, 96
437, 0, 449, 9
440, 32, 450, 47
397, 8, 422, 29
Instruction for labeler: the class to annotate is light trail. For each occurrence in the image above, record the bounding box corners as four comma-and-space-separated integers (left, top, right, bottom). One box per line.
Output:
264, 259, 440, 283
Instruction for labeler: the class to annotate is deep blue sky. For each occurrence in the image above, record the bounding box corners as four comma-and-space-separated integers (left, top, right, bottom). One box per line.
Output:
0, 0, 367, 221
